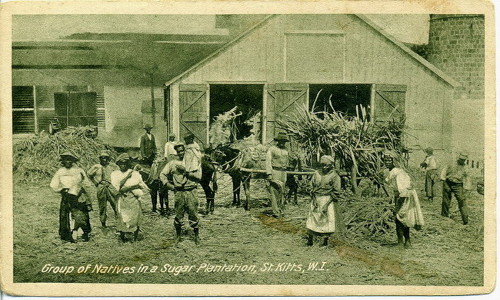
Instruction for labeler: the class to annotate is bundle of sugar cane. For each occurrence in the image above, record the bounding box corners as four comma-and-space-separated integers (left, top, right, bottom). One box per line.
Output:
13, 126, 116, 183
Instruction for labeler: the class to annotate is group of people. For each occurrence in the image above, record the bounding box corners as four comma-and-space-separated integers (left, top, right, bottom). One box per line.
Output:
50, 123, 475, 248
50, 124, 206, 244
420, 147, 472, 225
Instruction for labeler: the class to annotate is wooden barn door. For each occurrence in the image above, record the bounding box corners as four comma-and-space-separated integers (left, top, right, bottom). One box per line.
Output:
372, 84, 407, 123
179, 84, 208, 147
265, 83, 308, 142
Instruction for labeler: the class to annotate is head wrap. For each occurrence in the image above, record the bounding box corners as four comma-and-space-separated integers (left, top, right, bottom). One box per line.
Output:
320, 155, 335, 165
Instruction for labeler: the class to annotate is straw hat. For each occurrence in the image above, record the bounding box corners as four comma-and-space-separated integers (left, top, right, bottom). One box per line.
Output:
60, 151, 78, 161
99, 150, 111, 158
144, 124, 153, 129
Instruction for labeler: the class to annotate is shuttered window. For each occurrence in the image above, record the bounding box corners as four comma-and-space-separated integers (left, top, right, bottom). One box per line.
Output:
54, 92, 97, 128
12, 86, 35, 134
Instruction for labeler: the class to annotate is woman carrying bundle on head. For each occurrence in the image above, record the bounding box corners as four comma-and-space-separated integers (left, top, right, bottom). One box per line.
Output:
306, 155, 344, 247
110, 153, 150, 242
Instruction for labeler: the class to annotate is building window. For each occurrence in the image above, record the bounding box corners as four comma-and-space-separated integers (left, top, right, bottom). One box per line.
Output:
12, 86, 35, 134
54, 92, 98, 128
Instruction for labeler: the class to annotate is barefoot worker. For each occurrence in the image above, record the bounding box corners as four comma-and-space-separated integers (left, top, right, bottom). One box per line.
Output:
88, 150, 119, 227
265, 132, 290, 218
306, 155, 343, 247
110, 153, 150, 242
160, 143, 202, 245
50, 151, 93, 243
384, 153, 423, 249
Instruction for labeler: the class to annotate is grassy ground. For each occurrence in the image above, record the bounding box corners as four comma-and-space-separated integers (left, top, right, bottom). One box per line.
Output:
13, 174, 484, 285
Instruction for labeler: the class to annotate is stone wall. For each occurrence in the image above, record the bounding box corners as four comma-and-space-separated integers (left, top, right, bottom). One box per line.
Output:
427, 14, 485, 163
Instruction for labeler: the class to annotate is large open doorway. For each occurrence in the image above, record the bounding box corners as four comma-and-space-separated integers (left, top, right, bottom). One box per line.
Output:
209, 84, 264, 141
309, 84, 372, 118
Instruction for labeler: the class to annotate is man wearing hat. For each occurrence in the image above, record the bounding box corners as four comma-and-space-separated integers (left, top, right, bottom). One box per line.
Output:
139, 124, 157, 166
160, 143, 202, 245
440, 152, 472, 225
265, 132, 290, 217
50, 151, 93, 242
420, 147, 439, 202
88, 150, 119, 227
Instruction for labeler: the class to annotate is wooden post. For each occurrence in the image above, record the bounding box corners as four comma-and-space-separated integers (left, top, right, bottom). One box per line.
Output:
150, 74, 156, 127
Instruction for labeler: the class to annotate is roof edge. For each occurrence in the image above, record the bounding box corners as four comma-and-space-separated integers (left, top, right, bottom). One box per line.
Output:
354, 14, 461, 88
165, 15, 276, 86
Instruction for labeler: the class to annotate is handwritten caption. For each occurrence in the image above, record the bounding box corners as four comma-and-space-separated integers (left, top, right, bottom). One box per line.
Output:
41, 262, 329, 276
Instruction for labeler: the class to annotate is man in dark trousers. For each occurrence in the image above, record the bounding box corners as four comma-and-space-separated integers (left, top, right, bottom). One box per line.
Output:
160, 144, 202, 245
140, 124, 157, 166
440, 152, 472, 225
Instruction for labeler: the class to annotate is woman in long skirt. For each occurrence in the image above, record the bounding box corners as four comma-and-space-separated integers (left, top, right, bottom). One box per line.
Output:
110, 153, 149, 242
306, 155, 343, 247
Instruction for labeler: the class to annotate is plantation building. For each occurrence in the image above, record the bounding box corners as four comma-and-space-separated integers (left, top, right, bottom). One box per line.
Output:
13, 14, 480, 166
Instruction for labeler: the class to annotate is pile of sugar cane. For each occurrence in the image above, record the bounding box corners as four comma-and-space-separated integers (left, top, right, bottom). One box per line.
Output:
13, 126, 116, 183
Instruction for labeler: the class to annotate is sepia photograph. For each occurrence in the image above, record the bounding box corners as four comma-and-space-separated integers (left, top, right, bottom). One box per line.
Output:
0, 0, 495, 297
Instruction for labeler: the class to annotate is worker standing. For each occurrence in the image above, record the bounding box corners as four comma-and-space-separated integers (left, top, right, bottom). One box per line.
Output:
265, 132, 290, 218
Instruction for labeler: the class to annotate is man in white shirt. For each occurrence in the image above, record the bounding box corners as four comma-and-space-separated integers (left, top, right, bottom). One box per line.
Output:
420, 147, 438, 202
164, 133, 178, 162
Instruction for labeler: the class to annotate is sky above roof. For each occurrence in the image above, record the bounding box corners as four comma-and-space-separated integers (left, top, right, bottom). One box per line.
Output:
13, 14, 430, 44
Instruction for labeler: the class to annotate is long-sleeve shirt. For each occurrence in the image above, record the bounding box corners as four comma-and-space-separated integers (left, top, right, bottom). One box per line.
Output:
110, 169, 149, 197
50, 166, 92, 196
440, 164, 470, 184
385, 167, 412, 197
184, 142, 202, 173
265, 145, 289, 174
312, 169, 341, 196
164, 141, 177, 159
422, 155, 438, 170
87, 163, 119, 186
160, 159, 201, 190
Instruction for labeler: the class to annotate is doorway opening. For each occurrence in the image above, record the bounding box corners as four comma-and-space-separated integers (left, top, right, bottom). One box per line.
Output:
209, 84, 264, 141
309, 84, 372, 118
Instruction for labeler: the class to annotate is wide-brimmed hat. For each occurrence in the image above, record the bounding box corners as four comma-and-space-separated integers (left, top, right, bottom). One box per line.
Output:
60, 151, 78, 161
274, 132, 289, 142
458, 152, 469, 160
144, 124, 153, 129
116, 153, 130, 163
99, 150, 111, 158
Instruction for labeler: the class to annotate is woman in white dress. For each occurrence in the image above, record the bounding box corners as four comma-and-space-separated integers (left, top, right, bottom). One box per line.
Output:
306, 155, 343, 247
110, 153, 149, 242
